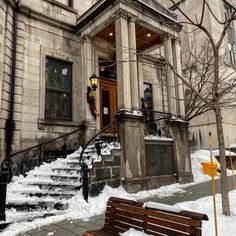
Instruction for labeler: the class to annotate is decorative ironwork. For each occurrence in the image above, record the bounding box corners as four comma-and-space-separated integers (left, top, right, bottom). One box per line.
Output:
141, 109, 172, 138
0, 127, 82, 179
45, 57, 72, 120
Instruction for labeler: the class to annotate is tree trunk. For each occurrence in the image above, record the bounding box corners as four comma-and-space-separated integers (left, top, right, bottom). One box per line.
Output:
214, 99, 230, 216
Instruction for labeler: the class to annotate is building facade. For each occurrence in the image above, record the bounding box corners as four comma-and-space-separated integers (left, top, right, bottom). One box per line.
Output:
162, 0, 236, 150
0, 0, 193, 192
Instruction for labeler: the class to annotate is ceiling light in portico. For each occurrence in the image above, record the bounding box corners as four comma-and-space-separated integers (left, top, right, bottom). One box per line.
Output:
109, 32, 113, 36
147, 33, 151, 37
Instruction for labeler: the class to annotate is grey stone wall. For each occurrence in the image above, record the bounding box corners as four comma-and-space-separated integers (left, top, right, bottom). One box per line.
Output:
145, 139, 174, 176
88, 150, 121, 196
0, 0, 82, 162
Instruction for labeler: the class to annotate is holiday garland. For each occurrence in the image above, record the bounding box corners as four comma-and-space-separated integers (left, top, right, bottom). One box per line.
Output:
87, 87, 97, 118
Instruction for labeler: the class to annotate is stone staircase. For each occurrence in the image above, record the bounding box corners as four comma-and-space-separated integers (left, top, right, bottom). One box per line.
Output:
5, 141, 120, 223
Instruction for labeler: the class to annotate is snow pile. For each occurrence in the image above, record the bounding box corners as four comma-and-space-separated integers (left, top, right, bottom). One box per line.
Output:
2, 184, 185, 236
212, 150, 236, 156
2, 149, 236, 236
175, 190, 236, 236
190, 150, 220, 183
144, 135, 173, 141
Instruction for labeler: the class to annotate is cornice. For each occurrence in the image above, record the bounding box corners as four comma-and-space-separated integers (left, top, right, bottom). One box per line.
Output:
19, 4, 76, 33
4, 0, 17, 9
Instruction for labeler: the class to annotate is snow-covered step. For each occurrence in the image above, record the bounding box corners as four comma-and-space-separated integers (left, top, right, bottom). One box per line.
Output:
7, 210, 66, 223
7, 201, 68, 211
5, 141, 121, 224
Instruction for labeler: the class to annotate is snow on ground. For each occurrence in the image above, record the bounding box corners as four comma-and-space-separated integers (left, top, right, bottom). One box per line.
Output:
1, 149, 236, 236
175, 190, 236, 236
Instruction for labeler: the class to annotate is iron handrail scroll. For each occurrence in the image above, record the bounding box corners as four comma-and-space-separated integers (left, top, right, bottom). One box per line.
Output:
1, 126, 83, 181
79, 118, 119, 202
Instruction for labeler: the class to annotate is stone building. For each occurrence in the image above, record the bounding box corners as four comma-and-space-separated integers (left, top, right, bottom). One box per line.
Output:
0, 0, 193, 192
162, 0, 236, 150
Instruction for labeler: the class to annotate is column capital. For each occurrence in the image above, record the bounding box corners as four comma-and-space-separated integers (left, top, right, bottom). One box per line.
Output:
113, 9, 129, 20
173, 37, 181, 44
128, 13, 138, 23
80, 34, 92, 44
162, 33, 173, 41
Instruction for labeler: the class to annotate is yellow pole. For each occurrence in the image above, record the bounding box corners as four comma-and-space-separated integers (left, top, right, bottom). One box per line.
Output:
209, 132, 218, 236
227, 136, 236, 189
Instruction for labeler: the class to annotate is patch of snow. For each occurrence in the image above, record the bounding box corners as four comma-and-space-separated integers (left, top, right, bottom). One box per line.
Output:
144, 135, 173, 141
229, 143, 236, 148
175, 190, 236, 236
121, 228, 152, 236
212, 150, 236, 156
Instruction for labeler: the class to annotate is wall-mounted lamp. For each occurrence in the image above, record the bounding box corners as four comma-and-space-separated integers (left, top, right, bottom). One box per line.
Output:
144, 87, 151, 99
89, 73, 99, 91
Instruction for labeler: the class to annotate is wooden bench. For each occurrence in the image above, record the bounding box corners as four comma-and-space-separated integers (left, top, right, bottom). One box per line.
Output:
83, 197, 208, 236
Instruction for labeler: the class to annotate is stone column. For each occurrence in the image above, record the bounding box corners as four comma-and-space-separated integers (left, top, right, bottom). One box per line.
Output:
80, 35, 96, 144
115, 12, 131, 110
169, 119, 193, 184
164, 34, 176, 115
128, 16, 139, 110
173, 38, 185, 117
115, 11, 146, 193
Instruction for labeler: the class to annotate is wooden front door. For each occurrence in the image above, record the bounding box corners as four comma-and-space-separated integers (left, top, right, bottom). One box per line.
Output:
99, 78, 117, 133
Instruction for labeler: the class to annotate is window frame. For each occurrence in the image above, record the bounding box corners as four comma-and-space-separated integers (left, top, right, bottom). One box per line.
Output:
45, 57, 73, 121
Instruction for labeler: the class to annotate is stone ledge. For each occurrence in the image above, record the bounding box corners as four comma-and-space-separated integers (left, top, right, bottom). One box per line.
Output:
38, 118, 82, 128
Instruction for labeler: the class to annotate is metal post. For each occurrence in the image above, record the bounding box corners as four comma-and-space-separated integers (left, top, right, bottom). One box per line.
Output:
94, 138, 101, 156
0, 167, 9, 231
81, 163, 89, 202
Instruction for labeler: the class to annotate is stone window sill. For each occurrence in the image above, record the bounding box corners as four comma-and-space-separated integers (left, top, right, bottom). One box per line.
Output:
38, 118, 81, 128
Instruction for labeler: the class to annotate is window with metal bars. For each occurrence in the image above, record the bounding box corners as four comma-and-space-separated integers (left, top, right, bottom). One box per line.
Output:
45, 57, 72, 120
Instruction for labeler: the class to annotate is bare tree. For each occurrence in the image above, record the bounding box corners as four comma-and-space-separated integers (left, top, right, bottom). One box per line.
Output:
182, 34, 236, 121
149, 0, 236, 216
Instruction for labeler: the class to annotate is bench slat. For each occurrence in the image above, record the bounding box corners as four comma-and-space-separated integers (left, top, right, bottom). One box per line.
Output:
107, 202, 202, 228
108, 214, 201, 235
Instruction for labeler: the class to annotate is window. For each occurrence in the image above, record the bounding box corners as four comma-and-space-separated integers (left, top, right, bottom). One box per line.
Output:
45, 57, 72, 120
225, 2, 236, 64
55, 0, 73, 7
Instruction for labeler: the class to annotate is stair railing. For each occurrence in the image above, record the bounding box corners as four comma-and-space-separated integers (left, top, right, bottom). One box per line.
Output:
1, 125, 83, 181
79, 118, 119, 202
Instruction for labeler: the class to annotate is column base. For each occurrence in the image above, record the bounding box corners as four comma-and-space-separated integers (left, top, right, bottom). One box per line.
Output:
122, 175, 177, 193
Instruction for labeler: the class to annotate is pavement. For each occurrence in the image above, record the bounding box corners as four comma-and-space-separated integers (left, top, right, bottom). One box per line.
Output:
17, 176, 235, 236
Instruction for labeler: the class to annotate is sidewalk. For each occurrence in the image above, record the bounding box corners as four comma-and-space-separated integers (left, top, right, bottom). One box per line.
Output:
17, 176, 235, 236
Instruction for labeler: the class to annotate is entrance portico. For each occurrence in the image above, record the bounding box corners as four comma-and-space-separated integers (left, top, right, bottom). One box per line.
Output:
77, 0, 192, 192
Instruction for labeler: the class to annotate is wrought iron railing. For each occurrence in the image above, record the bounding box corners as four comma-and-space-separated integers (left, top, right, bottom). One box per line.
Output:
141, 109, 172, 138
0, 126, 83, 181
79, 118, 119, 202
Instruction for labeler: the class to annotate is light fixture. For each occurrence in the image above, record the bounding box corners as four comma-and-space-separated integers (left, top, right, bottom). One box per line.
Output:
147, 33, 151, 37
89, 73, 99, 91
100, 67, 105, 71
109, 32, 113, 37
144, 87, 151, 99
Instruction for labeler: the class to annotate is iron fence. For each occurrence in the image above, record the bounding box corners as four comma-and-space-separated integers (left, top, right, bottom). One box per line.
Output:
141, 109, 172, 138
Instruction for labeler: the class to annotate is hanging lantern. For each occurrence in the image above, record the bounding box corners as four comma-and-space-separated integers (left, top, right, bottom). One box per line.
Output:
89, 73, 99, 91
